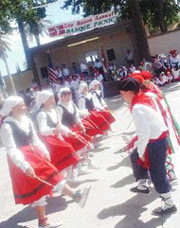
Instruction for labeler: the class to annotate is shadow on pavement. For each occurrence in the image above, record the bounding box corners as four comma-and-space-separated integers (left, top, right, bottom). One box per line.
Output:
114, 217, 162, 228
107, 156, 131, 171
111, 174, 134, 188
97, 190, 162, 228
0, 196, 67, 228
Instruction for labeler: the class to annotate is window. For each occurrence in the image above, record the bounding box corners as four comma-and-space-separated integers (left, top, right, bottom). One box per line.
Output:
85, 51, 98, 63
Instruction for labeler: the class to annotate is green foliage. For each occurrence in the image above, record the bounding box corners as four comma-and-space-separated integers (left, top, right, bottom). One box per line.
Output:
0, 0, 57, 65
63, 0, 180, 32
138, 0, 180, 32
62, 0, 125, 16
0, 0, 57, 34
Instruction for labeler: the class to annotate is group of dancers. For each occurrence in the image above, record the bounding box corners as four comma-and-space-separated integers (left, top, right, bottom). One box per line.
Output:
0, 80, 115, 228
1, 71, 179, 228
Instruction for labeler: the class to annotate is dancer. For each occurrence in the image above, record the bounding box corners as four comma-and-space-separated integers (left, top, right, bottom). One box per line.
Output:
89, 80, 115, 125
71, 75, 80, 105
133, 72, 180, 179
79, 82, 111, 135
36, 90, 81, 181
0, 96, 91, 228
56, 88, 98, 169
56, 88, 98, 139
117, 78, 177, 215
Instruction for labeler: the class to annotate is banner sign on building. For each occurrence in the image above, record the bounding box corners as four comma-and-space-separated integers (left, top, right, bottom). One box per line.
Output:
48, 11, 117, 37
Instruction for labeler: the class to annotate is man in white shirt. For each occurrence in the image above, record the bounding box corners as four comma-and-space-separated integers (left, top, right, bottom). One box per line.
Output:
80, 61, 89, 80
62, 64, 70, 78
118, 77, 177, 216
125, 49, 134, 66
94, 59, 103, 69
55, 66, 63, 79
80, 61, 88, 73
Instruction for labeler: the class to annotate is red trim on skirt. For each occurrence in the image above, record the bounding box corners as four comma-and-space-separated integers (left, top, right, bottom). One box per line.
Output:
40, 135, 80, 171
71, 124, 92, 142
96, 109, 115, 124
8, 145, 63, 205
84, 111, 110, 134
81, 119, 100, 137
63, 134, 88, 151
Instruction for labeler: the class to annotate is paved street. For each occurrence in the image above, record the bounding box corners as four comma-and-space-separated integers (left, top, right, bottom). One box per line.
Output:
1, 83, 180, 228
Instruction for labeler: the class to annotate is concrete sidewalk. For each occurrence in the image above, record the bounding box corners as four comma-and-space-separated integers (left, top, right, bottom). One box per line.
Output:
0, 83, 180, 228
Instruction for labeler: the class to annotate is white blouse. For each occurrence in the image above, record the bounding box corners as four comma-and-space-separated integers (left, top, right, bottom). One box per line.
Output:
36, 108, 70, 137
0, 115, 49, 173
91, 90, 106, 110
79, 94, 92, 112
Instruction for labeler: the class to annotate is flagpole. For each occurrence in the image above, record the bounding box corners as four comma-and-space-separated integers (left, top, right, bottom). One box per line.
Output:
2, 54, 16, 95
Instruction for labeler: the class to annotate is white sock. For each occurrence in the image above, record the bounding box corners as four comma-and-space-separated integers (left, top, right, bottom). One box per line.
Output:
160, 192, 174, 210
137, 179, 149, 190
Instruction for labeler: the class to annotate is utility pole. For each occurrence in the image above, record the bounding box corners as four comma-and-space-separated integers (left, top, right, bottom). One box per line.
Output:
2, 54, 16, 95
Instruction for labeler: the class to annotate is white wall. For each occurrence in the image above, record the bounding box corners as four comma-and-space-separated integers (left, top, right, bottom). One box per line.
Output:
148, 29, 180, 56
4, 70, 33, 95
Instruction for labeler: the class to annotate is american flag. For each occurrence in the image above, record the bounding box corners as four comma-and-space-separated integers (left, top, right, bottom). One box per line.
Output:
48, 55, 58, 83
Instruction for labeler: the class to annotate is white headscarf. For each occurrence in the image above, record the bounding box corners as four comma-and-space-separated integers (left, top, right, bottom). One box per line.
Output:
79, 82, 88, 95
58, 87, 71, 103
1, 96, 23, 116
89, 80, 100, 91
36, 90, 53, 110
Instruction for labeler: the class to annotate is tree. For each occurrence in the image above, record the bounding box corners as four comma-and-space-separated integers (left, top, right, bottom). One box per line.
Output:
153, 0, 179, 33
25, 18, 51, 46
136, 0, 179, 33
0, 34, 16, 94
127, 0, 151, 61
0, 0, 58, 68
63, 0, 180, 33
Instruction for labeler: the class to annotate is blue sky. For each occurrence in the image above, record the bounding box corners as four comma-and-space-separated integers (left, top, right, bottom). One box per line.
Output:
0, 1, 83, 76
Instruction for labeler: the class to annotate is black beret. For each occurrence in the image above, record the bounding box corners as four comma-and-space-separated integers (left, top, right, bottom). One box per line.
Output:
117, 77, 140, 92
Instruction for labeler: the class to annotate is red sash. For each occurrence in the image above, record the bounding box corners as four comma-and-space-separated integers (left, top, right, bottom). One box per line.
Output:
137, 131, 169, 169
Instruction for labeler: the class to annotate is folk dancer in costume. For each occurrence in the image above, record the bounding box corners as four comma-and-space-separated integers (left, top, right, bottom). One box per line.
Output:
118, 78, 177, 215
36, 90, 82, 183
129, 71, 179, 175
130, 73, 176, 180
70, 75, 80, 105
56, 88, 98, 170
48, 88, 92, 157
57, 88, 100, 139
79, 83, 111, 135
89, 80, 115, 125
0, 96, 91, 228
